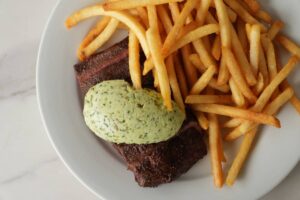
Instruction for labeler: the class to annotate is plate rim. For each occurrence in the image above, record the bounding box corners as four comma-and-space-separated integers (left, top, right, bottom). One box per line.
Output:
36, 1, 300, 200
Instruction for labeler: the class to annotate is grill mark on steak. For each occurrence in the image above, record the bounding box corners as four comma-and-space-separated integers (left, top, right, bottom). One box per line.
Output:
74, 38, 153, 96
74, 37, 207, 187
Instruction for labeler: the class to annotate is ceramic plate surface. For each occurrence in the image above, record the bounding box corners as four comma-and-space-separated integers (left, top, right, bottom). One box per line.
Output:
37, 0, 300, 199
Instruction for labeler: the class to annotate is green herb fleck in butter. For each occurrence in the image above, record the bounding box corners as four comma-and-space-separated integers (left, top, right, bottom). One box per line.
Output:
83, 80, 185, 144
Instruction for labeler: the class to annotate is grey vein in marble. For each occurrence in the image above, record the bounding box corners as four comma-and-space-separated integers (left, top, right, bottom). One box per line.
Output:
0, 157, 59, 185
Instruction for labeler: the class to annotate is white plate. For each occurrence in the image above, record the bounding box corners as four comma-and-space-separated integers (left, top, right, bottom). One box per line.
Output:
37, 0, 300, 199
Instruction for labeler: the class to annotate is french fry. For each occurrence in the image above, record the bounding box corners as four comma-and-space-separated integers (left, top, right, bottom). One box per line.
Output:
255, 10, 272, 24
189, 54, 207, 72
146, 29, 172, 110
226, 87, 294, 186
226, 127, 258, 186
142, 25, 219, 76
168, 2, 180, 21
186, 95, 233, 104
242, 0, 260, 13
195, 112, 209, 130
223, 47, 257, 103
223, 0, 266, 31
82, 18, 119, 58
193, 104, 280, 127
231, 24, 257, 86
229, 78, 246, 107
162, 0, 200, 54
223, 118, 243, 128
226, 56, 298, 141
77, 16, 111, 61
128, 31, 142, 89
253, 73, 264, 96
166, 55, 185, 112
249, 24, 261, 75
136, 7, 149, 28
208, 79, 230, 93
147, 5, 159, 31
174, 55, 189, 99
203, 36, 212, 52
190, 65, 216, 95
237, 18, 248, 54
65, 5, 150, 57
215, 0, 232, 48
258, 44, 269, 86
193, 39, 217, 69
212, 35, 222, 60
267, 20, 284, 40
276, 35, 300, 58
181, 45, 199, 88
208, 113, 224, 188
226, 5, 238, 23
217, 56, 230, 85
103, 0, 184, 11
153, 68, 159, 88
196, 0, 212, 26
290, 96, 300, 114
266, 39, 277, 81
263, 87, 294, 115
169, 24, 220, 55
206, 11, 219, 24
157, 5, 173, 34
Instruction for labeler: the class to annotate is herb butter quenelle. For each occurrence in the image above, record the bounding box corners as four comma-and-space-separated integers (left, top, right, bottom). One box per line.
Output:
83, 80, 185, 144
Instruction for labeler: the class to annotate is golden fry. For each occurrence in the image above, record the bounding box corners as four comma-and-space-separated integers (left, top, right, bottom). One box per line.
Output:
255, 10, 272, 24
77, 17, 111, 60
223, 0, 266, 31
193, 104, 280, 127
65, 5, 150, 57
162, 0, 200, 54
249, 24, 261, 75
190, 65, 216, 95
166, 55, 185, 112
277, 35, 300, 58
193, 39, 216, 69
169, 24, 220, 55
195, 112, 209, 130
196, 0, 212, 26
243, 0, 260, 13
231, 24, 257, 86
128, 31, 142, 89
223, 47, 257, 103
83, 18, 119, 58
268, 20, 284, 40
189, 54, 207, 72
226, 56, 299, 140
217, 56, 230, 85
215, 0, 232, 48
103, 0, 184, 11
146, 29, 172, 110
223, 118, 243, 128
181, 45, 199, 88
253, 73, 264, 96
212, 35, 222, 60
174, 55, 189, 99
229, 78, 246, 107
208, 113, 224, 188
226, 127, 258, 186
186, 95, 233, 104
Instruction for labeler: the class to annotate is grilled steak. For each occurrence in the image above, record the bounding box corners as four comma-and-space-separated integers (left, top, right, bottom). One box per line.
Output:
113, 118, 207, 187
74, 38, 153, 96
74, 37, 207, 187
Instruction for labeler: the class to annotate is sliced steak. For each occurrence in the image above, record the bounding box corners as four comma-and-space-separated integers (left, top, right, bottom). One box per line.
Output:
74, 37, 153, 96
74, 38, 207, 187
113, 118, 207, 187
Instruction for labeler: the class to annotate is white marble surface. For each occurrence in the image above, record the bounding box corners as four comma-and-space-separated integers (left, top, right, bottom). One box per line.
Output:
0, 0, 299, 199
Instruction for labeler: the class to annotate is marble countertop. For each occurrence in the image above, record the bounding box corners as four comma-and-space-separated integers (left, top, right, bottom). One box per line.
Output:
0, 0, 299, 199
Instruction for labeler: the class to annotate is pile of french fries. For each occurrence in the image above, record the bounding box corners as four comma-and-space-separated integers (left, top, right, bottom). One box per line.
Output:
65, 0, 300, 188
